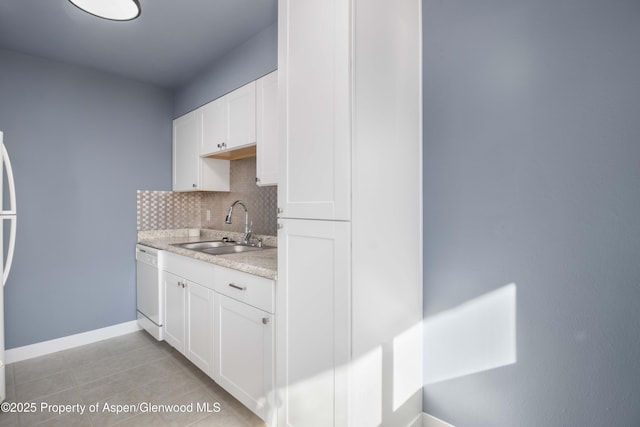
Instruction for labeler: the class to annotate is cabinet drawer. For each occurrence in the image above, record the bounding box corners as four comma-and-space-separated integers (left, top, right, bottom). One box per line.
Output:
216, 266, 275, 314
163, 251, 217, 289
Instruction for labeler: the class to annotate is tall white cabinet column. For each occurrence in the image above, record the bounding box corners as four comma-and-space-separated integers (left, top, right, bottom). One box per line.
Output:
276, 1, 423, 426
277, 0, 351, 221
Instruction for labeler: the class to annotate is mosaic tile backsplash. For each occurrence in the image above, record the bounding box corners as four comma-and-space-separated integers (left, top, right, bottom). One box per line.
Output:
137, 157, 277, 236
137, 191, 201, 230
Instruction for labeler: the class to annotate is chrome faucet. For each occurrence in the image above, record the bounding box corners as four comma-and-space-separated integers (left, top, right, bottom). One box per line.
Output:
225, 200, 252, 244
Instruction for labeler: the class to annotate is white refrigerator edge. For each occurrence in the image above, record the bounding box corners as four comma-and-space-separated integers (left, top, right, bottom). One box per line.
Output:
0, 130, 18, 403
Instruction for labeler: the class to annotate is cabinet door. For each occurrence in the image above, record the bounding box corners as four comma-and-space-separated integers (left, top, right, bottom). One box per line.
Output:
173, 110, 201, 191
201, 96, 228, 155
227, 81, 257, 150
256, 71, 279, 187
276, 218, 350, 427
278, 0, 351, 220
214, 294, 274, 423
163, 271, 185, 352
173, 109, 230, 192
185, 280, 214, 375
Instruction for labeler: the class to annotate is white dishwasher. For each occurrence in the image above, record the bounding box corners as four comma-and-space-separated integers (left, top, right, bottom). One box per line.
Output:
136, 244, 163, 340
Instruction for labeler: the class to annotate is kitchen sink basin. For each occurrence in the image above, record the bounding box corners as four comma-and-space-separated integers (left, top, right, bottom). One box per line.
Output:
200, 245, 263, 255
174, 240, 234, 250
171, 240, 271, 256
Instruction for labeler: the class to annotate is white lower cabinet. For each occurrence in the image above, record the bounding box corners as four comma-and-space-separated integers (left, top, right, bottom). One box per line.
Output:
214, 294, 275, 424
162, 252, 276, 425
163, 271, 186, 352
185, 280, 214, 375
276, 219, 350, 427
163, 270, 214, 375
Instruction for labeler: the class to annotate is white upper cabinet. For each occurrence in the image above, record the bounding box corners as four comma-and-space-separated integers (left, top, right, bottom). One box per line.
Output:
256, 71, 279, 187
173, 109, 230, 192
277, 0, 351, 221
172, 110, 201, 192
201, 97, 227, 155
202, 81, 257, 156
227, 82, 257, 151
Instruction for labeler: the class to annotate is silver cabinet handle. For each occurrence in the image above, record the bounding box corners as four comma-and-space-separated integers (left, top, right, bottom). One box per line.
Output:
228, 283, 246, 291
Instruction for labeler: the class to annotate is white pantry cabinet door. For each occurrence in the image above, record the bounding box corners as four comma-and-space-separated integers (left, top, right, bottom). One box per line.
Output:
173, 110, 201, 191
278, 0, 351, 220
214, 294, 274, 424
163, 271, 186, 352
276, 218, 350, 427
256, 71, 279, 187
185, 280, 214, 376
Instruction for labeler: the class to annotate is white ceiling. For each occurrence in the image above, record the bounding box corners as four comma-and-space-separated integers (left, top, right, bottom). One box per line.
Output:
0, 0, 277, 88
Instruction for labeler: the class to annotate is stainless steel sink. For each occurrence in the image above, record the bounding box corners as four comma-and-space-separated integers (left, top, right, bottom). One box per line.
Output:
174, 240, 234, 250
200, 245, 263, 255
171, 240, 271, 256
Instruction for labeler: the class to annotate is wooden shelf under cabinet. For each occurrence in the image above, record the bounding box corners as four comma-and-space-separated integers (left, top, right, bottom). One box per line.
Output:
203, 144, 256, 161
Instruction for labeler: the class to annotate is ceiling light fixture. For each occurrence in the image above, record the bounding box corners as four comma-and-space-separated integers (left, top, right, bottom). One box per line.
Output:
68, 0, 141, 21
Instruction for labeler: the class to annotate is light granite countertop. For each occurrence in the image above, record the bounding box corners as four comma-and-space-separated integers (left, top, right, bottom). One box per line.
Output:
138, 229, 277, 280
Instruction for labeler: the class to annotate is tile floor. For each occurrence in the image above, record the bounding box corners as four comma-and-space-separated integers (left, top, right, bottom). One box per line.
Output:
0, 331, 266, 427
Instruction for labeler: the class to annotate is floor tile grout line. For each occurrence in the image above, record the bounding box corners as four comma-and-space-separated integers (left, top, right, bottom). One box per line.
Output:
4, 331, 265, 427
71, 351, 175, 388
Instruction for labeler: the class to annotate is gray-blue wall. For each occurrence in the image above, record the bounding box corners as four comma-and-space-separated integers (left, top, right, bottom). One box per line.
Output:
173, 23, 277, 118
0, 49, 172, 349
423, 0, 640, 425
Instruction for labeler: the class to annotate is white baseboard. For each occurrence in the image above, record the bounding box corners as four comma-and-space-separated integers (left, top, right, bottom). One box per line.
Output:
423, 412, 456, 427
5, 320, 142, 364
407, 413, 425, 427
